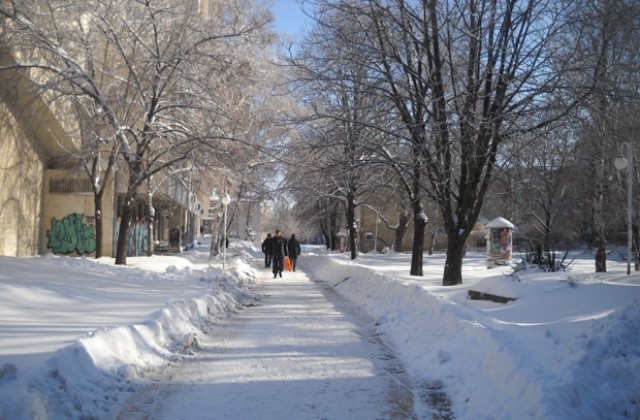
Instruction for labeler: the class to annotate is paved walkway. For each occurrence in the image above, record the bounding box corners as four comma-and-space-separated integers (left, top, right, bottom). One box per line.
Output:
118, 267, 416, 420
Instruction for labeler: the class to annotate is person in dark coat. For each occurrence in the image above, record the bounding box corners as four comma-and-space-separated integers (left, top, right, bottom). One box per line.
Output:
287, 233, 301, 272
270, 229, 288, 278
261, 233, 273, 268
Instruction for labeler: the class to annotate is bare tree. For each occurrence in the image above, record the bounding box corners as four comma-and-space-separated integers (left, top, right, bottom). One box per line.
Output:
0, 0, 276, 264
75, 105, 121, 258
500, 129, 579, 254
287, 3, 414, 259
302, 0, 595, 284
564, 0, 640, 271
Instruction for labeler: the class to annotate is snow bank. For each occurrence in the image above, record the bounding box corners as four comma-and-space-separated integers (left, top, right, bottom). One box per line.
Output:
305, 256, 547, 418
552, 299, 640, 418
303, 252, 640, 419
0, 255, 258, 420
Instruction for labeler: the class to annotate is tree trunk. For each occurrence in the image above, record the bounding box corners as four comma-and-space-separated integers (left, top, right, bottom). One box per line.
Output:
217, 223, 224, 255
443, 234, 466, 286
147, 178, 155, 257
94, 192, 103, 258
319, 219, 330, 250
330, 206, 338, 251
245, 200, 253, 239
147, 211, 155, 257
394, 207, 410, 251
428, 226, 438, 255
409, 200, 427, 276
347, 193, 357, 260
594, 157, 607, 272
208, 216, 220, 260
595, 235, 607, 272
634, 223, 639, 271
543, 209, 552, 254
115, 193, 134, 265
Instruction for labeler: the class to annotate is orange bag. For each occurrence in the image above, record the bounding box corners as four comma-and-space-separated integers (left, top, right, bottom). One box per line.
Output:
284, 256, 292, 271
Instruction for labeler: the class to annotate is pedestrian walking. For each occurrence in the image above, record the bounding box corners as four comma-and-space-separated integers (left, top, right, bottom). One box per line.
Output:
261, 233, 273, 268
287, 233, 301, 272
270, 230, 288, 278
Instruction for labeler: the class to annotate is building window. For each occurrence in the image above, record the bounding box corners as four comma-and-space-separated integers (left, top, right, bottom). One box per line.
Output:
525, 198, 540, 215
49, 178, 93, 194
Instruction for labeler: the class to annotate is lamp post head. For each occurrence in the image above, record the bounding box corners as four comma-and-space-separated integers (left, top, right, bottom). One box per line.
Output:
614, 157, 629, 171
221, 193, 231, 205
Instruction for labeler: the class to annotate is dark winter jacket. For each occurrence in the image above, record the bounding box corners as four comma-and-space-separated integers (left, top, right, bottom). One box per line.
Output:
270, 235, 288, 258
288, 237, 301, 259
261, 236, 273, 255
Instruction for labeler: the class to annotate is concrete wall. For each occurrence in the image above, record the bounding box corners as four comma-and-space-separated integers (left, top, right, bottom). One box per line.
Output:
0, 103, 44, 256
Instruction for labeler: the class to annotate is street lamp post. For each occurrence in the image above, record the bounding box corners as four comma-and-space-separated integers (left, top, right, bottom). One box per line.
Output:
614, 142, 633, 275
221, 193, 231, 273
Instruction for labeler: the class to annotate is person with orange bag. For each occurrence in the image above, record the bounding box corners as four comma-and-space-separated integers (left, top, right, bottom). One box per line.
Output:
287, 233, 301, 272
269, 229, 288, 278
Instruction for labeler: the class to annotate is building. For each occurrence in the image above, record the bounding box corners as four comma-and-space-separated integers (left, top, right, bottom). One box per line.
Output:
203, 193, 264, 244
0, 46, 204, 258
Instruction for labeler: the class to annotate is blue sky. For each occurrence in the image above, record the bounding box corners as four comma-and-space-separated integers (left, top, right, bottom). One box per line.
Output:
269, 0, 309, 37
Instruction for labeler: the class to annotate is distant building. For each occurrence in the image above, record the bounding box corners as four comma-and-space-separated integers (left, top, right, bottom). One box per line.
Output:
203, 194, 264, 243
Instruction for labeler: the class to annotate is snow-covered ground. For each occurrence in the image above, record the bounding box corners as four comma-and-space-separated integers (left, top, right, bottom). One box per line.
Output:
0, 238, 638, 419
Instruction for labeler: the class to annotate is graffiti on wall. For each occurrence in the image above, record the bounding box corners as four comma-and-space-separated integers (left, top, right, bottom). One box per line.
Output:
127, 220, 149, 257
47, 213, 97, 255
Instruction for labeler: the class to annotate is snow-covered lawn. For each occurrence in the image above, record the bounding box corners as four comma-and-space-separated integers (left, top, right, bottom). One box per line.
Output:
0, 239, 638, 419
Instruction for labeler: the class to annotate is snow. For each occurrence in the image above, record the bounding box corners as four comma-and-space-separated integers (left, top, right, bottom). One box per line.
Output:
486, 217, 514, 228
0, 238, 639, 419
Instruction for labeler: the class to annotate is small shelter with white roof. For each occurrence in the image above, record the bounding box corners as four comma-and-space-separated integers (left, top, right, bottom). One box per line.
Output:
485, 217, 514, 268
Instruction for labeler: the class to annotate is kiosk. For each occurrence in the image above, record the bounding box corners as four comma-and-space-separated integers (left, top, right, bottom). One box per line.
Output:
337, 229, 348, 253
486, 217, 514, 268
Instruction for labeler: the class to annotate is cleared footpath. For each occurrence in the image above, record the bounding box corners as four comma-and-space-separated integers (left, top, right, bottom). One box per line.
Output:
118, 267, 417, 420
